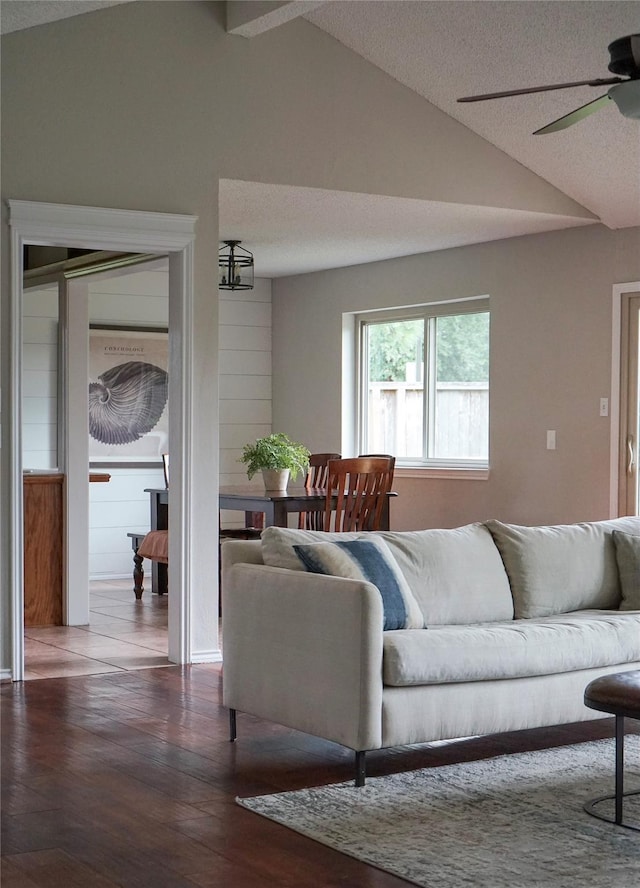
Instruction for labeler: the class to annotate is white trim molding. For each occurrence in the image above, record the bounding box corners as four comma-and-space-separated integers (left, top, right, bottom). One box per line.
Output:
8, 200, 196, 251
8, 216, 26, 682
395, 467, 490, 481
610, 281, 640, 518
7, 200, 197, 680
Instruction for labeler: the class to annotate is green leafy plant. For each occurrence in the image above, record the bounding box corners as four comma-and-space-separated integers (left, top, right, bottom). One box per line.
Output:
240, 433, 310, 481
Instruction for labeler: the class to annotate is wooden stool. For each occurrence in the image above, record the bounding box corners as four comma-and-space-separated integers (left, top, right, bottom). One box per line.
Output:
583, 670, 640, 831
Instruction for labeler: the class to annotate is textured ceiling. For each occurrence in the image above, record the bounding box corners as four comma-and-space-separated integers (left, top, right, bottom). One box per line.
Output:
305, 0, 640, 230
219, 180, 594, 278
0, 1, 132, 34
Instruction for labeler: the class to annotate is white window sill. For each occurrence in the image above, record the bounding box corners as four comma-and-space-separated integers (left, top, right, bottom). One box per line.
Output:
395, 467, 490, 481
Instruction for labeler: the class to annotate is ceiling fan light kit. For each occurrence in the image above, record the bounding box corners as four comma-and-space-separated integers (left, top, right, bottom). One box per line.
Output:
458, 33, 640, 134
609, 79, 640, 119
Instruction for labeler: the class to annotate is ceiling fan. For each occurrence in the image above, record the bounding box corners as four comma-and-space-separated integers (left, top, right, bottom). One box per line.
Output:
457, 34, 640, 134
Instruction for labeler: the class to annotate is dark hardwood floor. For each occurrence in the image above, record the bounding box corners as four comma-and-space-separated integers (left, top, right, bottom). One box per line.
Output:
1, 665, 633, 887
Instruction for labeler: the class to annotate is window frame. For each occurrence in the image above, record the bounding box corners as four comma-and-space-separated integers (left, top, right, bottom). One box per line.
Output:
356, 297, 490, 473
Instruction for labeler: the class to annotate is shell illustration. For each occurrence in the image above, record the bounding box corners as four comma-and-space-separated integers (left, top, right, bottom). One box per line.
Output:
89, 361, 168, 445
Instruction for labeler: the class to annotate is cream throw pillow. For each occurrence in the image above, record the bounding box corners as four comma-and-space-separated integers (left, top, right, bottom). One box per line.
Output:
262, 526, 362, 571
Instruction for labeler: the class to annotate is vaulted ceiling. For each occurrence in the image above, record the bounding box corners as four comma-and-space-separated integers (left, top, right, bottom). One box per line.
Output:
3, 1, 639, 277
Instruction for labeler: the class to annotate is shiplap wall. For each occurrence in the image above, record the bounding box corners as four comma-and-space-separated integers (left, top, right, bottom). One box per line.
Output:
22, 267, 272, 578
219, 278, 272, 527
22, 284, 59, 469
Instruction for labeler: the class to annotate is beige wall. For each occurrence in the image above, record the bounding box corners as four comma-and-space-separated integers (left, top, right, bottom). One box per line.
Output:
0, 1, 627, 671
273, 224, 640, 528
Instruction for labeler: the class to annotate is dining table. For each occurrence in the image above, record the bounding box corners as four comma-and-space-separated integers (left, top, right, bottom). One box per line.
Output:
142, 484, 396, 595
219, 485, 394, 530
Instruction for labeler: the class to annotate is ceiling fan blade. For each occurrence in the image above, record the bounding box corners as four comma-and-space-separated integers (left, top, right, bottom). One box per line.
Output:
533, 93, 612, 135
457, 77, 624, 103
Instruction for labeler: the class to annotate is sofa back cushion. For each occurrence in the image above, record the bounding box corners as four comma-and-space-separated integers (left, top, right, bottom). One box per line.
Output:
613, 530, 640, 610
261, 524, 514, 626
485, 517, 640, 618
378, 524, 514, 625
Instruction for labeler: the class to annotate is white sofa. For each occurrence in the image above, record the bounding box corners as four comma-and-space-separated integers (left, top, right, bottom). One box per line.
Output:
221, 517, 640, 784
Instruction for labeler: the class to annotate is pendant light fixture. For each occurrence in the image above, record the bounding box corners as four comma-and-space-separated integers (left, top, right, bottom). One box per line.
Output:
219, 240, 254, 290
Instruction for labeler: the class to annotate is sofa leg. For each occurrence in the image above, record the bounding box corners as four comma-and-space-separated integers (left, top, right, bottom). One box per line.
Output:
229, 708, 237, 742
355, 750, 366, 786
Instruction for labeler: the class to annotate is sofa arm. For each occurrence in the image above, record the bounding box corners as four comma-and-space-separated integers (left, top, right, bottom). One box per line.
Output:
222, 563, 385, 751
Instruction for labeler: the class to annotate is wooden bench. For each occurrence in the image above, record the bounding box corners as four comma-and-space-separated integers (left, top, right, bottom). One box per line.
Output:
128, 522, 261, 605
127, 532, 147, 600
127, 531, 169, 599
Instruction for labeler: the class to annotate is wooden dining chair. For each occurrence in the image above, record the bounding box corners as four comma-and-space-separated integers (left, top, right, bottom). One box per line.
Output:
219, 511, 264, 541
358, 453, 396, 494
218, 513, 264, 616
323, 456, 391, 532
298, 452, 341, 529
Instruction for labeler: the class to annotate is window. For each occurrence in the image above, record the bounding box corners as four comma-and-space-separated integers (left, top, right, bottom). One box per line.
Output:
358, 300, 489, 468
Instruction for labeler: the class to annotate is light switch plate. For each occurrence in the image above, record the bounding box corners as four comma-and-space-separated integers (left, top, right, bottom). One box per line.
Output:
547, 430, 556, 450
600, 398, 609, 417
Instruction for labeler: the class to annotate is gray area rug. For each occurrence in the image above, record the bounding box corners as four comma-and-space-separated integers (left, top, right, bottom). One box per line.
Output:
237, 739, 640, 887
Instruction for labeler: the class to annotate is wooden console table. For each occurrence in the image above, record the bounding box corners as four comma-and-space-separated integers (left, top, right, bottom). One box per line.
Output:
23, 473, 64, 627
23, 471, 110, 626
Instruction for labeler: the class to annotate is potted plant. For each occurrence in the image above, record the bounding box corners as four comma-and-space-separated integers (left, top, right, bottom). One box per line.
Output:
240, 433, 310, 490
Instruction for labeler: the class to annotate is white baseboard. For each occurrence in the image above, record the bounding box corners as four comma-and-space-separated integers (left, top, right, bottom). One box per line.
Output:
1, 668, 14, 682
191, 649, 223, 664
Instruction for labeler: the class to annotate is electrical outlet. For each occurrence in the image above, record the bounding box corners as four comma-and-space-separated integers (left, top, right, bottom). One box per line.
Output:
546, 430, 556, 450
600, 398, 609, 417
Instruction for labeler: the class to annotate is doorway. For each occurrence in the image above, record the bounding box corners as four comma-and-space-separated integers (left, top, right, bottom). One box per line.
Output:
21, 254, 172, 678
9, 200, 198, 681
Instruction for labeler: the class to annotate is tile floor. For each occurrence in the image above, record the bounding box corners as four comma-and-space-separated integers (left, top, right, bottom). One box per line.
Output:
24, 578, 170, 680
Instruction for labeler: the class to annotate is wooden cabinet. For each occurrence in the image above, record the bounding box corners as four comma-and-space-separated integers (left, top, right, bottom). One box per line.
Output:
23, 473, 64, 627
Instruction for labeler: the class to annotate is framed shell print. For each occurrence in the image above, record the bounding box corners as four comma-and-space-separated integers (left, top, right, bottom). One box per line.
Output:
88, 325, 168, 463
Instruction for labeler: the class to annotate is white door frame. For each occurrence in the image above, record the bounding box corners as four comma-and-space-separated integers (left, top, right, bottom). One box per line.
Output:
8, 200, 197, 680
610, 281, 640, 517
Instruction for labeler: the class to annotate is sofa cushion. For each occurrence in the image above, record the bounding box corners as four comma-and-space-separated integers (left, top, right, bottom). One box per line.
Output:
293, 538, 424, 630
382, 610, 640, 686
613, 530, 640, 609
262, 524, 514, 626
262, 526, 362, 572
377, 525, 513, 626
485, 517, 640, 618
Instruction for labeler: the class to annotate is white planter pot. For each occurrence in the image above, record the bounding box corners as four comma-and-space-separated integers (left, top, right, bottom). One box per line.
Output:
261, 468, 290, 490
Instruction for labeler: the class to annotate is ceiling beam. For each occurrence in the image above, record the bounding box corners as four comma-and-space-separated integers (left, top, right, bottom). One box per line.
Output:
226, 1, 325, 38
